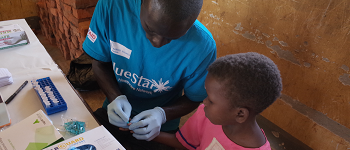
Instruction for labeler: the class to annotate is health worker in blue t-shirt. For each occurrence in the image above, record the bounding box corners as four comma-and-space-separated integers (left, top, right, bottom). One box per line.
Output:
83, 0, 217, 147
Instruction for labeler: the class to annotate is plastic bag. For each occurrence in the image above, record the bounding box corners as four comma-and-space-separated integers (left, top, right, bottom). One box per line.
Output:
66, 52, 99, 91
61, 115, 86, 136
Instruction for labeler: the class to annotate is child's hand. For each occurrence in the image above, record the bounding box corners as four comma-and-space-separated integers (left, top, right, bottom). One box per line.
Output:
120, 122, 138, 134
118, 119, 132, 131
118, 118, 143, 134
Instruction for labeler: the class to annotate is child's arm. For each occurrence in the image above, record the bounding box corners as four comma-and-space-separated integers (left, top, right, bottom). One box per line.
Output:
152, 132, 187, 149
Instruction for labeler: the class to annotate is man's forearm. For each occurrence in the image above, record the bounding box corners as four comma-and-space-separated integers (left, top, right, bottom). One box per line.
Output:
162, 95, 201, 121
92, 60, 122, 102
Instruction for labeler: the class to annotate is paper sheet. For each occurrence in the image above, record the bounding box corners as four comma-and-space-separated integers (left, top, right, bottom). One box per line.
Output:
0, 93, 11, 128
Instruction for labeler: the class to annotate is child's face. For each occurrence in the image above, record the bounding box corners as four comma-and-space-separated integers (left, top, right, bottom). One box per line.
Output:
203, 73, 238, 125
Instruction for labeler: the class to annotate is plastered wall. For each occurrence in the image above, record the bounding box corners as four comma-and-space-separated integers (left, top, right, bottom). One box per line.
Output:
0, 0, 39, 21
197, 0, 350, 149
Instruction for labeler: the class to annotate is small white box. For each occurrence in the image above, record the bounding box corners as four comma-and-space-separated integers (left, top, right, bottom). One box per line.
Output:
0, 24, 29, 50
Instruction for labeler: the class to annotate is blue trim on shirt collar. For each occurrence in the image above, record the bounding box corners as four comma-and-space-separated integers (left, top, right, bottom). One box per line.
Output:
178, 130, 196, 149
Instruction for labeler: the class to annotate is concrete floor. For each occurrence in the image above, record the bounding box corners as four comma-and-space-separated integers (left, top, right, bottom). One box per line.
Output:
37, 32, 312, 150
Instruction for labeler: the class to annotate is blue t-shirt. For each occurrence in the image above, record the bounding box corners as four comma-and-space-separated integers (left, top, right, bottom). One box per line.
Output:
83, 0, 216, 131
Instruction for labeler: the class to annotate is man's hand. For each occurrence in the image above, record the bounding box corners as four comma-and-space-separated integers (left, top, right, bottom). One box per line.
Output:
129, 107, 166, 141
107, 95, 132, 128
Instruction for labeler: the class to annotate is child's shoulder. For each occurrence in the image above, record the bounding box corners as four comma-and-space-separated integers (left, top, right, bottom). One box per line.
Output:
188, 104, 206, 122
229, 129, 271, 150
198, 104, 205, 110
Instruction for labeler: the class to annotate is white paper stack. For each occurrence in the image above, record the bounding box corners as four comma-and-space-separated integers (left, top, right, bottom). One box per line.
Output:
0, 68, 13, 88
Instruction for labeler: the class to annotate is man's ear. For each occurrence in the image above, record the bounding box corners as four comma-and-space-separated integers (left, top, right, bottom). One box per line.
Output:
235, 108, 249, 123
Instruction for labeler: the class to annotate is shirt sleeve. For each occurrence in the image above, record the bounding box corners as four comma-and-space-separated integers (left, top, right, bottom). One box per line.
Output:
176, 104, 206, 150
184, 42, 217, 102
82, 0, 111, 62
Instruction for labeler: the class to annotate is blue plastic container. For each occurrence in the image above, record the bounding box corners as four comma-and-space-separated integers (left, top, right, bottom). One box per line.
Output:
31, 77, 67, 115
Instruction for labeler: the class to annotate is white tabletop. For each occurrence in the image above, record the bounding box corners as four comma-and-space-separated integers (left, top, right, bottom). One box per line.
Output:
0, 19, 99, 138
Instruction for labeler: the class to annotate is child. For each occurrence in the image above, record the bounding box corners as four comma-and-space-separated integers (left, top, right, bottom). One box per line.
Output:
150, 52, 282, 149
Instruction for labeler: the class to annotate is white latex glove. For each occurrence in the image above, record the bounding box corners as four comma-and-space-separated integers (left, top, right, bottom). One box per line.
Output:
129, 107, 166, 141
107, 95, 132, 128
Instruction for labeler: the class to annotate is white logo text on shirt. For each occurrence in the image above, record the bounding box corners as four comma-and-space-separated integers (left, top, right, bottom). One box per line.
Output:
110, 40, 132, 59
113, 62, 172, 94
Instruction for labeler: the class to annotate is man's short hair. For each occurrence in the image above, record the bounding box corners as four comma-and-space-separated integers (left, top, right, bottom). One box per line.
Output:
207, 52, 282, 114
157, 0, 203, 22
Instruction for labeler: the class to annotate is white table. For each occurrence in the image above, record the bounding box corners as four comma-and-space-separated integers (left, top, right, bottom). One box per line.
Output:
0, 19, 99, 138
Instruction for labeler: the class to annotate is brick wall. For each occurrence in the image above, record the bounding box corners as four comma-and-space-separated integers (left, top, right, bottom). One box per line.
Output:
37, 0, 97, 60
